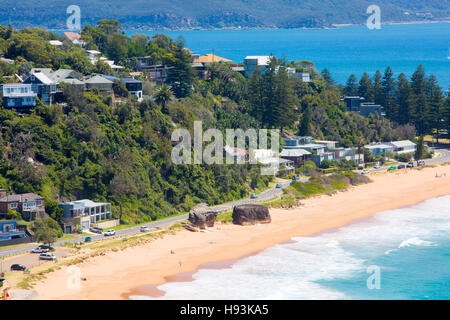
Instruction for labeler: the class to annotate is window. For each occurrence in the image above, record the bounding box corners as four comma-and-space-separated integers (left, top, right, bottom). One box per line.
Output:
10, 202, 17, 209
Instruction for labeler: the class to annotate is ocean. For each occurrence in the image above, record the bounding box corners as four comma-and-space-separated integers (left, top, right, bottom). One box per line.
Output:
131, 195, 450, 300
126, 23, 450, 89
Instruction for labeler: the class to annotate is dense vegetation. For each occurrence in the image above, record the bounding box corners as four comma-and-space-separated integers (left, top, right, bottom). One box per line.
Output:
0, 0, 449, 29
0, 21, 448, 225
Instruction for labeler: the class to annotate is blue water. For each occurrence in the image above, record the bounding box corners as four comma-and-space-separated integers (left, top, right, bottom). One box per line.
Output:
131, 195, 450, 300
126, 23, 450, 89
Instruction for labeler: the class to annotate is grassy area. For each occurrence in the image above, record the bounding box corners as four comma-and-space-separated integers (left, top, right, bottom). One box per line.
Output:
216, 211, 233, 223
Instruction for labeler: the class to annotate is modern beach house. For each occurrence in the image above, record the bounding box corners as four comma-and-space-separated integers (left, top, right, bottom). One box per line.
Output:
244, 56, 271, 77
0, 220, 25, 242
59, 199, 112, 233
1, 83, 37, 108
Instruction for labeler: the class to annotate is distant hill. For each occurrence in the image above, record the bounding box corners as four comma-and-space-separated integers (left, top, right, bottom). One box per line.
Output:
1, 0, 449, 30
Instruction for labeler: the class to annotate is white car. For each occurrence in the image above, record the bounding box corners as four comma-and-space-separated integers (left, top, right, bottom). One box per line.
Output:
361, 169, 370, 174
140, 226, 150, 232
39, 253, 56, 260
31, 247, 49, 253
104, 229, 116, 236
374, 164, 381, 169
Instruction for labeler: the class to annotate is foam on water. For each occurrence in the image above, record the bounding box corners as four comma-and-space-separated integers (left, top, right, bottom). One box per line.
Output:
130, 195, 450, 300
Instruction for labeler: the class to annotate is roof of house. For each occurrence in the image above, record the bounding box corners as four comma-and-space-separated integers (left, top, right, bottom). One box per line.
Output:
224, 145, 248, 157
296, 144, 325, 149
280, 149, 311, 157
59, 78, 84, 85
63, 32, 81, 41
27, 71, 55, 85
197, 54, 232, 64
49, 69, 77, 82
84, 75, 113, 84
49, 40, 63, 46
244, 56, 271, 66
0, 193, 44, 202
61, 199, 110, 207
30, 68, 53, 77
389, 140, 416, 148
365, 144, 393, 149
101, 75, 142, 84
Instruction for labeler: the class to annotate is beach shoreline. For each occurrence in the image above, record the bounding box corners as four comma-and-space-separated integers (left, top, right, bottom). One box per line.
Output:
30, 164, 450, 300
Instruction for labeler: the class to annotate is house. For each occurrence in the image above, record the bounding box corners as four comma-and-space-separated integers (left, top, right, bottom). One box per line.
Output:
22, 71, 57, 105
0, 191, 46, 221
343, 96, 384, 117
144, 64, 169, 80
295, 143, 327, 154
314, 140, 338, 150
63, 32, 85, 46
59, 199, 112, 233
388, 140, 416, 156
0, 220, 25, 241
197, 54, 232, 64
283, 136, 313, 148
1, 83, 37, 108
299, 72, 311, 82
244, 56, 271, 77
331, 147, 364, 163
101, 75, 143, 101
280, 148, 312, 167
311, 152, 336, 165
251, 149, 294, 175
223, 145, 248, 163
364, 143, 394, 157
84, 75, 113, 93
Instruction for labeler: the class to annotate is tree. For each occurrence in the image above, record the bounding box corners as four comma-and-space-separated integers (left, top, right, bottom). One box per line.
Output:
31, 217, 62, 247
154, 84, 173, 113
166, 38, 195, 98
97, 19, 122, 35
345, 74, 358, 96
382, 66, 396, 121
415, 135, 425, 160
410, 65, 430, 135
298, 105, 312, 136
426, 75, 444, 143
373, 70, 384, 105
321, 68, 334, 86
358, 72, 373, 101
396, 73, 412, 125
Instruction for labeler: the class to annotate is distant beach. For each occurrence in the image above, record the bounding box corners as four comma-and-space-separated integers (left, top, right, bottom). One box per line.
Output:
31, 163, 450, 299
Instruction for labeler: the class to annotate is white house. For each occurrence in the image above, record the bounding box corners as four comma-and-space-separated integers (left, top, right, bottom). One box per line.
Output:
388, 140, 416, 156
244, 56, 271, 77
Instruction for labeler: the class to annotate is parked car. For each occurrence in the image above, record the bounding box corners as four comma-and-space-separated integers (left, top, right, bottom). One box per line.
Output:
250, 193, 258, 199
407, 162, 414, 168
275, 184, 282, 188
85, 236, 92, 242
140, 226, 150, 232
361, 169, 370, 174
10, 264, 27, 271
374, 163, 381, 169
417, 160, 426, 166
31, 247, 49, 254
104, 229, 116, 236
397, 164, 406, 169
89, 227, 103, 234
388, 166, 397, 171
39, 253, 56, 261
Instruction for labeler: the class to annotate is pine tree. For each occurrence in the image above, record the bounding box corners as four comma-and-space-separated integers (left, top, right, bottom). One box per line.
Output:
321, 68, 334, 87
373, 70, 383, 105
298, 105, 312, 136
426, 75, 444, 143
358, 72, 374, 101
382, 66, 396, 121
410, 65, 429, 135
345, 74, 358, 96
396, 73, 412, 125
166, 38, 195, 98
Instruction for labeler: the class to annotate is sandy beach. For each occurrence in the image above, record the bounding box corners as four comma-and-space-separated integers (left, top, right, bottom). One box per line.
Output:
31, 164, 450, 300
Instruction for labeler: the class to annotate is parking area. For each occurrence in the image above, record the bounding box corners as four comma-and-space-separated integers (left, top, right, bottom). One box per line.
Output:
1, 247, 70, 273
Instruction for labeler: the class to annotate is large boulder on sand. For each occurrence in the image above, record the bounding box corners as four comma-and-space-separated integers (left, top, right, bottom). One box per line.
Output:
232, 204, 271, 225
188, 203, 218, 229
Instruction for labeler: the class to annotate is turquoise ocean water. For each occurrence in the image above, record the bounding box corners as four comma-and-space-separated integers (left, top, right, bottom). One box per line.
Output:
131, 195, 450, 300
126, 23, 450, 89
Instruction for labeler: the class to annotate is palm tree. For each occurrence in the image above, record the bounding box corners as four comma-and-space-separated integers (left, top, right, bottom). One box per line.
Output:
154, 84, 173, 113
355, 136, 366, 165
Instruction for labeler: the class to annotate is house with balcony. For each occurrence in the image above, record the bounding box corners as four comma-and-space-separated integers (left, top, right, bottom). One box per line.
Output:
364, 143, 395, 157
388, 140, 416, 156
283, 136, 313, 148
22, 71, 57, 105
0, 220, 25, 242
0, 190, 45, 221
244, 56, 271, 77
280, 148, 312, 167
1, 83, 37, 108
59, 199, 112, 233
101, 75, 143, 101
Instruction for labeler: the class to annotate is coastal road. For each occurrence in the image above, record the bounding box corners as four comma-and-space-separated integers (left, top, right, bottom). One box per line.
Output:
0, 179, 293, 258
